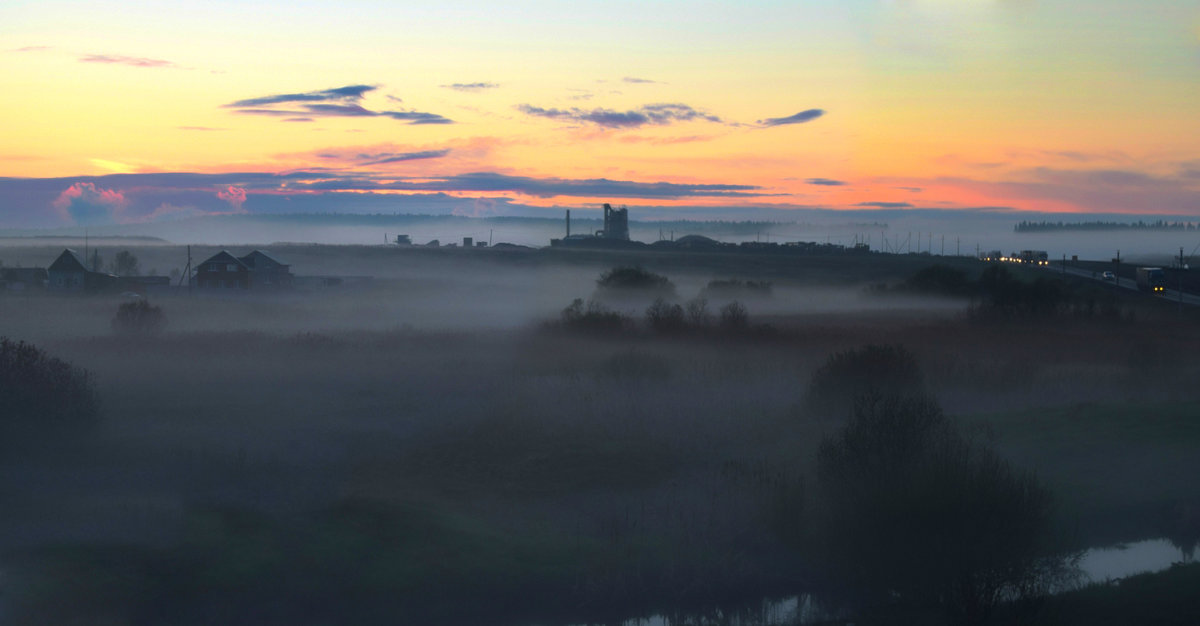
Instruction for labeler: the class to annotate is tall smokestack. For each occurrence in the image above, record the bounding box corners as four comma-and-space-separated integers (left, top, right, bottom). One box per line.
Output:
566, 210, 571, 237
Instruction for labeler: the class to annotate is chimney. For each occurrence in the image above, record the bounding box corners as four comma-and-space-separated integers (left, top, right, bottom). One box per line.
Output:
566, 209, 571, 237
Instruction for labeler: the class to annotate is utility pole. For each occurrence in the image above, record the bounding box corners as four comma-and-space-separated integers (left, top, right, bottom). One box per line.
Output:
1114, 250, 1120, 294
1180, 246, 1186, 315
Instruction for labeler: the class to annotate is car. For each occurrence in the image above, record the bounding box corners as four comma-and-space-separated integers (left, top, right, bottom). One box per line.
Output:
1102, 271, 1116, 281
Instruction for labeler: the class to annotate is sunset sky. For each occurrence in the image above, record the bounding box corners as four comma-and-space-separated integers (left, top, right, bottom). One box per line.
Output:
2, 0, 1198, 228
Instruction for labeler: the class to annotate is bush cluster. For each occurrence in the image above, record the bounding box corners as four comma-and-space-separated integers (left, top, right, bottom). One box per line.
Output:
560, 298, 631, 333
700, 278, 773, 299
791, 345, 1075, 622
644, 297, 752, 334
805, 344, 925, 418
595, 266, 676, 297
112, 299, 168, 335
900, 264, 1129, 321
0, 337, 99, 435
812, 393, 1070, 623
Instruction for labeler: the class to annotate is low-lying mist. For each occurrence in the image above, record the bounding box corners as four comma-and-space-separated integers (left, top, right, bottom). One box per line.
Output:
2, 242, 1199, 625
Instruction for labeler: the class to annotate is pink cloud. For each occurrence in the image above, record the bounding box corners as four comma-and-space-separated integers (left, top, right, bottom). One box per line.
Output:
217, 185, 248, 211
52, 182, 126, 224
79, 54, 177, 68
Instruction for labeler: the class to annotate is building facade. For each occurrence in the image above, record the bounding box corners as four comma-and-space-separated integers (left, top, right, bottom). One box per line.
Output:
193, 250, 292, 289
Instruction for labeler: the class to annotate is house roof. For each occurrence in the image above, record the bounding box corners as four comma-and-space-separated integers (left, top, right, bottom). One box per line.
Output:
239, 249, 289, 269
197, 250, 248, 270
48, 248, 89, 273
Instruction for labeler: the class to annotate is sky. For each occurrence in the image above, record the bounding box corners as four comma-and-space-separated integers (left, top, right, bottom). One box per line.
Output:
2, 0, 1199, 228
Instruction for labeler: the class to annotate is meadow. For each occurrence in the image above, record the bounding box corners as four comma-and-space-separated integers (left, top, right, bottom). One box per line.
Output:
2, 243, 1198, 625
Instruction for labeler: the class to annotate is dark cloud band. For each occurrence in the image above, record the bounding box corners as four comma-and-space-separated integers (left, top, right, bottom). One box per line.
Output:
758, 109, 825, 127
225, 85, 453, 125
441, 82, 499, 91
517, 103, 722, 129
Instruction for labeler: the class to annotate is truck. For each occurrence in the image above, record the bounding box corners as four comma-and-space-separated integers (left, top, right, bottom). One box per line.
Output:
1017, 250, 1049, 266
1136, 267, 1166, 293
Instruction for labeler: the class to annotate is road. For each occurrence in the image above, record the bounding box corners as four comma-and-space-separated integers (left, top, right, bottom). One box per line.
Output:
1053, 264, 1200, 307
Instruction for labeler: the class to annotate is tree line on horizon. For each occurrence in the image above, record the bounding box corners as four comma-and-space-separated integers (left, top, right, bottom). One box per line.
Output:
1015, 219, 1199, 233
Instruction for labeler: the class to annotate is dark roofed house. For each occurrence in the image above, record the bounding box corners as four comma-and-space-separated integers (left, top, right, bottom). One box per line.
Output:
47, 249, 118, 292
238, 250, 293, 288
193, 249, 293, 290
193, 250, 250, 289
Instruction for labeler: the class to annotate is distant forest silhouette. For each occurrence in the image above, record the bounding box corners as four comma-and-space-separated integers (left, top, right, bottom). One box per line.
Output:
1015, 219, 1199, 233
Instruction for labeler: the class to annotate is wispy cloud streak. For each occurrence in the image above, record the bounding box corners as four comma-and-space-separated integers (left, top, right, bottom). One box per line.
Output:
517, 103, 722, 128
758, 109, 825, 127
224, 84, 453, 124
441, 82, 499, 91
79, 54, 179, 68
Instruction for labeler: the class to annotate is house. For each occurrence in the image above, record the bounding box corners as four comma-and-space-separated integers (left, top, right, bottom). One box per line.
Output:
47, 249, 118, 292
238, 250, 293, 287
193, 250, 250, 289
192, 249, 293, 289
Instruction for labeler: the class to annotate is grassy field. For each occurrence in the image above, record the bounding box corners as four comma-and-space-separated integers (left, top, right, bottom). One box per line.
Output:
2, 243, 1198, 624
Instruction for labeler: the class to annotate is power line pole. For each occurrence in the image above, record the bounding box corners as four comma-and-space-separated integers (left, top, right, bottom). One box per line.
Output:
1180, 246, 1186, 315
1114, 250, 1120, 294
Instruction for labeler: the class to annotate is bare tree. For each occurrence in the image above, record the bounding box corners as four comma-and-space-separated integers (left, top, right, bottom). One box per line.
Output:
112, 250, 140, 276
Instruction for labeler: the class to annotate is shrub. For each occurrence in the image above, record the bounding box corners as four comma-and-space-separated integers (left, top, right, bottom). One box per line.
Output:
645, 298, 686, 333
971, 265, 1069, 320
560, 298, 630, 333
112, 299, 167, 335
595, 266, 675, 297
685, 297, 712, 327
805, 344, 925, 418
811, 394, 1073, 623
904, 264, 972, 296
0, 337, 99, 437
701, 278, 773, 299
718, 301, 749, 331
